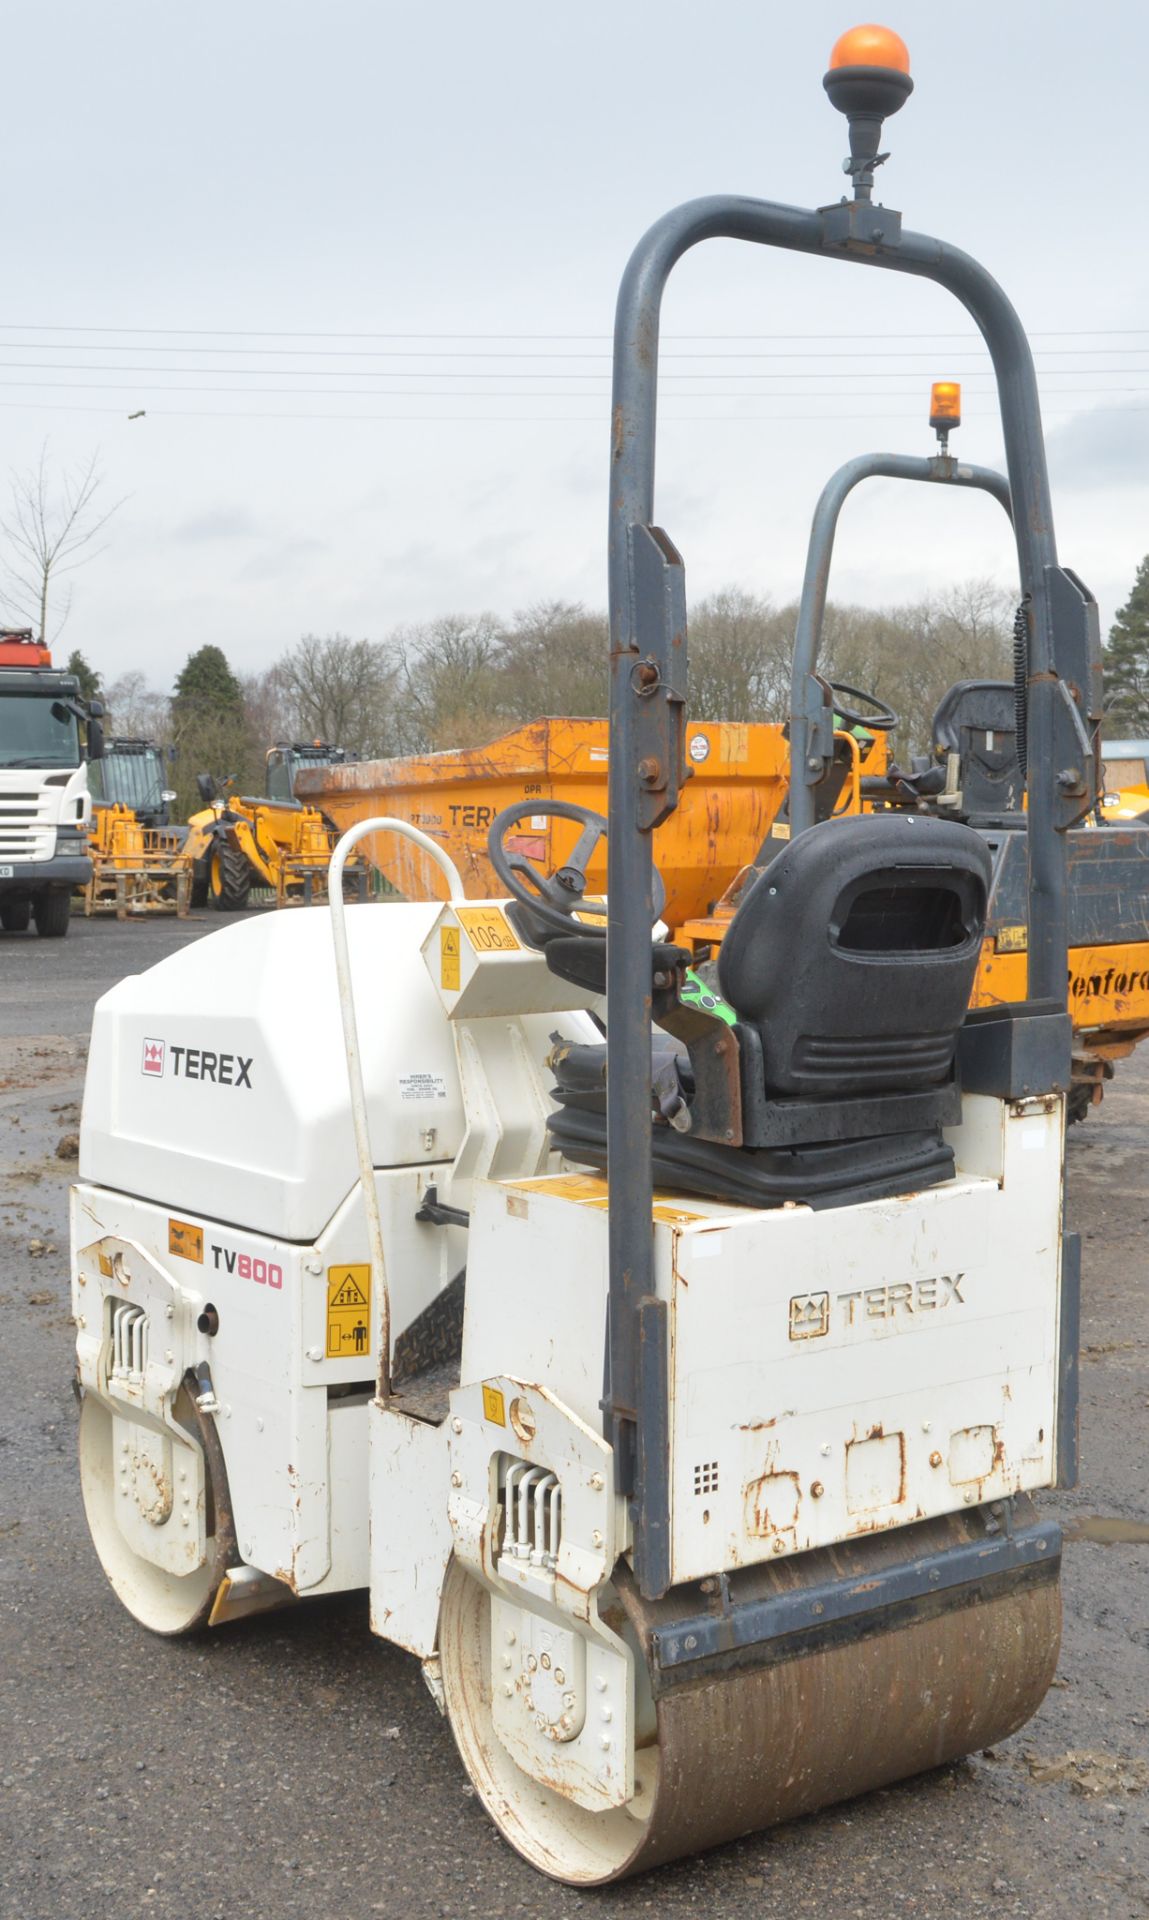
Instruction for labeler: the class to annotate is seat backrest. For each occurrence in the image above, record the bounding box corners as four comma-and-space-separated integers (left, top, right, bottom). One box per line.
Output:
716, 813, 992, 1097
931, 678, 1023, 819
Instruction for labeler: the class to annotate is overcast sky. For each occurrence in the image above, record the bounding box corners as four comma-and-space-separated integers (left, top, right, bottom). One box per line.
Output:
5, 0, 1149, 689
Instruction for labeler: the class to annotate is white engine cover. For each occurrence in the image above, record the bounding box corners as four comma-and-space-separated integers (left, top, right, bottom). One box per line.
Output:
81, 904, 469, 1241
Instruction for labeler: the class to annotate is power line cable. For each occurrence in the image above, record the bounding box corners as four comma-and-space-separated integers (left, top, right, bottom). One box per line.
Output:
5, 378, 1149, 402
0, 340, 1145, 361
5, 362, 1149, 385
2, 323, 1147, 342
2, 397, 1146, 424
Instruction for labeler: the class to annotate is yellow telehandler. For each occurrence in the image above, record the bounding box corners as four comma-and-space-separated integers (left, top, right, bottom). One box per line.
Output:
84, 738, 191, 918
185, 744, 369, 910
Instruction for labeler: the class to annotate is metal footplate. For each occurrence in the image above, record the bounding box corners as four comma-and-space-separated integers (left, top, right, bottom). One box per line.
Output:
633, 1498, 1060, 1693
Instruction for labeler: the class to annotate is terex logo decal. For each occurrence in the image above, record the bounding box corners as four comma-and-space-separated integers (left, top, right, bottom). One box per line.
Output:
788, 1274, 966, 1339
139, 1038, 253, 1088
839, 1274, 965, 1324
789, 1292, 830, 1340
448, 802, 495, 829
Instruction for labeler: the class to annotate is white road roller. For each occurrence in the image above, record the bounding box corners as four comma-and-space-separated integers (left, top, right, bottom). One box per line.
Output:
71, 26, 1101, 1886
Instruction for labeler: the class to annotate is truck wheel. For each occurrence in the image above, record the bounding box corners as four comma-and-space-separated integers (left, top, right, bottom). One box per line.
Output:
210, 843, 252, 912
0, 899, 31, 932
189, 858, 210, 909
33, 891, 72, 938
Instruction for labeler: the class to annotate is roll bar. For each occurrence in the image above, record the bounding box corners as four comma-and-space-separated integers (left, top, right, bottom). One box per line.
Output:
788, 451, 1013, 836
605, 187, 1099, 1598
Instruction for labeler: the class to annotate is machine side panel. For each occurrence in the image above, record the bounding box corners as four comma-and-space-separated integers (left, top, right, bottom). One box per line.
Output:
72, 1182, 326, 1589
666, 1100, 1063, 1586
71, 1168, 459, 1598
459, 1179, 616, 1429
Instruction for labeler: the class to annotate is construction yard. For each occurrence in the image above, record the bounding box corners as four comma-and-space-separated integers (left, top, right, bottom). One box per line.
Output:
0, 910, 1146, 1920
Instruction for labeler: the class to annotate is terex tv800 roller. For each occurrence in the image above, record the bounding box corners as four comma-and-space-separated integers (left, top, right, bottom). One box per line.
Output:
71, 26, 1097, 1885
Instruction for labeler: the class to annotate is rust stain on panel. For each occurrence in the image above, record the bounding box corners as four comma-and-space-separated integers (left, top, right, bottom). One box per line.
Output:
742, 1467, 801, 1544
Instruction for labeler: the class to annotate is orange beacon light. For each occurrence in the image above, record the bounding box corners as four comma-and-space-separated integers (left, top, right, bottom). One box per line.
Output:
930, 382, 962, 434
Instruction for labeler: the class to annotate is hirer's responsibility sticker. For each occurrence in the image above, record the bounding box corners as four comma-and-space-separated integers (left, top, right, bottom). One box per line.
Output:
398, 1071, 448, 1102
327, 1264, 372, 1358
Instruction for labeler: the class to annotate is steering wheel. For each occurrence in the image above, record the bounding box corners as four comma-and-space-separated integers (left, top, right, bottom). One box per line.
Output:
828, 682, 898, 732
488, 799, 666, 939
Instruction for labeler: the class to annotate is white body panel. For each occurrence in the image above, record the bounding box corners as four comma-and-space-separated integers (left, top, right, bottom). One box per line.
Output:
459, 1094, 1065, 1588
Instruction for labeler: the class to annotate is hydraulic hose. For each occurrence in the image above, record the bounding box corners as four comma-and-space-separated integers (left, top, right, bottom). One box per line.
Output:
1013, 595, 1031, 781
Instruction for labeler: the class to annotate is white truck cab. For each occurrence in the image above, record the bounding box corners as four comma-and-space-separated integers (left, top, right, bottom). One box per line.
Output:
0, 629, 96, 938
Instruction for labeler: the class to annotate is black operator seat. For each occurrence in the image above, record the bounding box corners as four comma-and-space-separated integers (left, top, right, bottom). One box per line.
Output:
717, 812, 992, 1097
544, 812, 993, 1212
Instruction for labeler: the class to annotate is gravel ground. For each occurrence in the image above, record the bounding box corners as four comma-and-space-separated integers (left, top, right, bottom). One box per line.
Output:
0, 911, 1146, 1920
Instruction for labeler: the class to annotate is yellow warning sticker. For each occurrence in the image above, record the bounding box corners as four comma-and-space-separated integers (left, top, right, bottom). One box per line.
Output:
440, 924, 461, 991
482, 1383, 507, 1426
327, 1264, 372, 1359
168, 1218, 203, 1264
456, 905, 520, 953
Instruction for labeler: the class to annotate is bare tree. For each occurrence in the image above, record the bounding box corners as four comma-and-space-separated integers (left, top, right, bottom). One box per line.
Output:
0, 444, 124, 642
280, 633, 404, 756
495, 600, 609, 721
241, 661, 299, 752
395, 614, 503, 752
104, 669, 172, 743
689, 588, 791, 723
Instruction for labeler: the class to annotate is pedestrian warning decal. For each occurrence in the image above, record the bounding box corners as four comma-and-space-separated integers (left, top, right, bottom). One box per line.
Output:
327, 1264, 372, 1359
440, 924, 461, 991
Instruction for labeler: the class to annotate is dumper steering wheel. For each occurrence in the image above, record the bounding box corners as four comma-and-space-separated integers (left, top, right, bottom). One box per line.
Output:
828, 682, 898, 732
488, 799, 666, 938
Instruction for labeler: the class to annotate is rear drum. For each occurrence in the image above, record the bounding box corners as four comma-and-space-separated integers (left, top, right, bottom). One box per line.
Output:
438, 1545, 1060, 1886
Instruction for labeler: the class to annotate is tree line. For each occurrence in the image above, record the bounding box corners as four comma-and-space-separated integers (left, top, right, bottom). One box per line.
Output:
6, 444, 1149, 810
68, 579, 1030, 820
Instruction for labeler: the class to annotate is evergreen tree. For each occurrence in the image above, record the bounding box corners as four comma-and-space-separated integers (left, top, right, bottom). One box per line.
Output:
172, 643, 245, 719
170, 643, 257, 817
1104, 556, 1149, 736
65, 648, 102, 703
